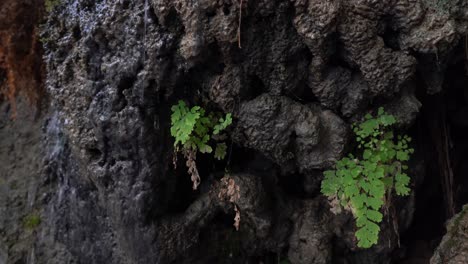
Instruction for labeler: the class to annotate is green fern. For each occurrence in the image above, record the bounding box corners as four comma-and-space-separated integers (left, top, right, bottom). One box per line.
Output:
214, 143, 228, 160
321, 107, 413, 248
171, 101, 201, 146
171, 100, 232, 157
214, 114, 232, 135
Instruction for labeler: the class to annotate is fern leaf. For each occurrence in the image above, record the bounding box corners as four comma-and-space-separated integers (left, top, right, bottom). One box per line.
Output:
214, 143, 228, 160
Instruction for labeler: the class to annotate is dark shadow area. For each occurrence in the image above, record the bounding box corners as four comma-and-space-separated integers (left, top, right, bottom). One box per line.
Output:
397, 48, 468, 263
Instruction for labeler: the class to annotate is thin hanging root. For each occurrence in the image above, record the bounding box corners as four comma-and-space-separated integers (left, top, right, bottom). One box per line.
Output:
441, 116, 455, 217
172, 149, 178, 169
392, 206, 400, 248
465, 35, 468, 61
464, 35, 468, 75
237, 0, 243, 49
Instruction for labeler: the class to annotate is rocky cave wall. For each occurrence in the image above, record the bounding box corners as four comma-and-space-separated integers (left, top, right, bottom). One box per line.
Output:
1, 0, 468, 263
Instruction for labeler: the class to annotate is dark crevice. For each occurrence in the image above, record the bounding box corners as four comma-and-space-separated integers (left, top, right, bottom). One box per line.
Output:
86, 147, 102, 162
0, 67, 6, 88
379, 16, 401, 51
206, 8, 217, 18
398, 52, 468, 263
113, 76, 135, 111
287, 80, 318, 104
243, 75, 267, 101
222, 4, 231, 16
329, 46, 357, 71
164, 154, 201, 214
72, 25, 81, 40
164, 8, 185, 33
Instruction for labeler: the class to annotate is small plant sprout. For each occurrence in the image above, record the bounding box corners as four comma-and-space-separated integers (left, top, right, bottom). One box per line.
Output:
23, 213, 41, 230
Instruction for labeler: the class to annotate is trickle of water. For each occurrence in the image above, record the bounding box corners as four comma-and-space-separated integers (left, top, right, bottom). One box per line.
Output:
27, 246, 35, 264
143, 0, 149, 63
47, 111, 65, 159
138, 0, 150, 103
26, 180, 37, 209
46, 111, 69, 204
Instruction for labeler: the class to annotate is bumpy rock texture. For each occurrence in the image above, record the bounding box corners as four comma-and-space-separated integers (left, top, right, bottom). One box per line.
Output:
431, 205, 468, 264
234, 94, 347, 173
2, 0, 468, 263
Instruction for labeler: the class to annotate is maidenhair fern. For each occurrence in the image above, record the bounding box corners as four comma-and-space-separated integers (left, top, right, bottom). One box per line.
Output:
321, 107, 413, 248
171, 100, 232, 189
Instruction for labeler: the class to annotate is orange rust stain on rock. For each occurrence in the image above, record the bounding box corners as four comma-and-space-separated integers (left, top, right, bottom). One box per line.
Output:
0, 0, 45, 118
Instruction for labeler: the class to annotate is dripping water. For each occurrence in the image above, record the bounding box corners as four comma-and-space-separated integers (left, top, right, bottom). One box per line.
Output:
143, 0, 148, 64
138, 0, 150, 105
27, 246, 35, 264
47, 111, 65, 159
45, 111, 69, 205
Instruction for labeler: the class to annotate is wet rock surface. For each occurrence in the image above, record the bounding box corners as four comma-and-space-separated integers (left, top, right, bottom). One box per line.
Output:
1, 0, 468, 263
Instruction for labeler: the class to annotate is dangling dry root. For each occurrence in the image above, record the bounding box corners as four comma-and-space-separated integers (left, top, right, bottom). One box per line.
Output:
183, 149, 201, 190
218, 176, 241, 230
234, 205, 241, 231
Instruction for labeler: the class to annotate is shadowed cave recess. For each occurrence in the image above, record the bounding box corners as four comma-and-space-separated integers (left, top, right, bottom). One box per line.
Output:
1, 0, 468, 264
